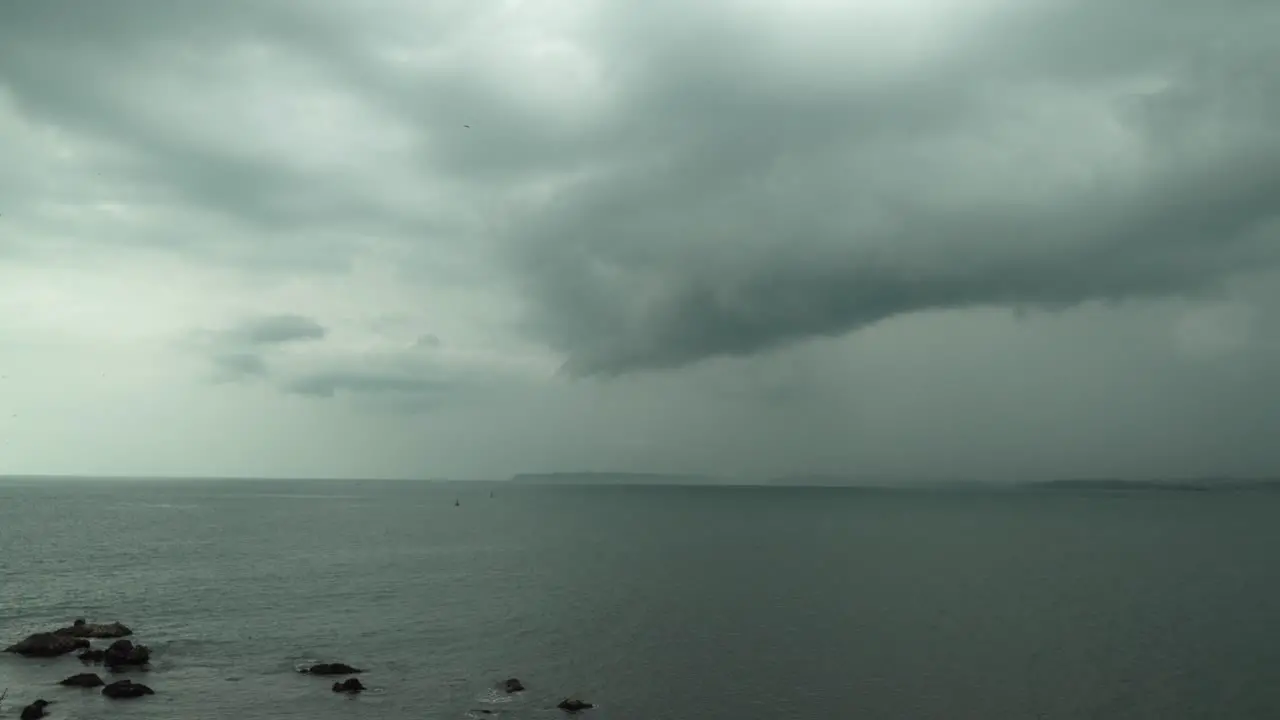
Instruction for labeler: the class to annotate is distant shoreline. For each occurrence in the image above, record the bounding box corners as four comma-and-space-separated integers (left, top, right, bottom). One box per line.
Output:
1, 473, 1276, 492
507, 473, 1280, 492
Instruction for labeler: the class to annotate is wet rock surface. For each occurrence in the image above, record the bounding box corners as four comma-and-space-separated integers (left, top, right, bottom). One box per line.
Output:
303, 662, 364, 676
20, 700, 50, 720
101, 680, 154, 699
103, 640, 151, 669
54, 620, 132, 639
4, 633, 90, 658
58, 673, 104, 688
557, 697, 595, 712
331, 678, 366, 694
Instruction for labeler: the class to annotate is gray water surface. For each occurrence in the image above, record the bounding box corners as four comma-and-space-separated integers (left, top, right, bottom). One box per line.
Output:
2, 479, 1277, 719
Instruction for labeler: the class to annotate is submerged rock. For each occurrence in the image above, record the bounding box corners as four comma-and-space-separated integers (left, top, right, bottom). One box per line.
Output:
59, 673, 104, 688
54, 620, 132, 639
557, 698, 594, 712
4, 633, 90, 657
102, 680, 154, 699
331, 678, 366, 694
103, 640, 150, 669
503, 677, 526, 693
78, 649, 106, 664
20, 700, 50, 720
304, 662, 364, 676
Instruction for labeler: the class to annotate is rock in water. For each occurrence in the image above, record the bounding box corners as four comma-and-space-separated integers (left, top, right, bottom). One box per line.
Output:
304, 663, 364, 675
101, 680, 154, 699
20, 700, 50, 720
557, 697, 595, 712
78, 649, 106, 664
103, 639, 151, 669
504, 677, 526, 693
59, 673, 105, 688
332, 678, 366, 694
54, 620, 132, 639
4, 633, 90, 657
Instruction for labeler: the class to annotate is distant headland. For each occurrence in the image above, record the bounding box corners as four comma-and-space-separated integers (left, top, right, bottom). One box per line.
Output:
509, 472, 727, 486
505, 472, 1280, 492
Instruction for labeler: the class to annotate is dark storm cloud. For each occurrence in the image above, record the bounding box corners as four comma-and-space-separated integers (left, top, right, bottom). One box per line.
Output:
521, 146, 1280, 375
492, 0, 1280, 374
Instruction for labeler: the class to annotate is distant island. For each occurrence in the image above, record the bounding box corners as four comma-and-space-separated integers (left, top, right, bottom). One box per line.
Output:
509, 472, 727, 486
766, 474, 1000, 489
1027, 478, 1280, 492
1027, 479, 1210, 492
505, 473, 1280, 492
768, 474, 860, 487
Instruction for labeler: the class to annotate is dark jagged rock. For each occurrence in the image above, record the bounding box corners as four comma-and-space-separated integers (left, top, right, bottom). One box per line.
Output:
304, 663, 364, 676
78, 649, 106, 664
103, 639, 151, 669
54, 620, 132, 639
503, 677, 526, 693
331, 678, 365, 694
20, 700, 50, 720
101, 680, 154, 699
4, 633, 90, 657
59, 673, 104, 688
557, 698, 594, 712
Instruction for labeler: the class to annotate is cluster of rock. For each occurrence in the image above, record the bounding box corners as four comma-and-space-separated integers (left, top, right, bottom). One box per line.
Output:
3, 618, 155, 716
4, 619, 138, 659
5, 618, 597, 714
14, 675, 153, 719
501, 676, 596, 713
294, 666, 594, 711
298, 662, 368, 694
77, 639, 152, 669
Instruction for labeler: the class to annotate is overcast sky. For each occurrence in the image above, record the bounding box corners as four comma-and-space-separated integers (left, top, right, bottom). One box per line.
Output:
1, 0, 1278, 481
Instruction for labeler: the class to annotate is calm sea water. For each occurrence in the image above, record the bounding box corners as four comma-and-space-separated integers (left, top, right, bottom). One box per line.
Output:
1, 479, 1278, 719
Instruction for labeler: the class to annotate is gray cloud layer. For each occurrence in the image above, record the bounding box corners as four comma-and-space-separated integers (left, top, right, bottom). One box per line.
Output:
223, 314, 327, 346
197, 314, 327, 383
4, 0, 1279, 478
189, 313, 501, 414
6, 1, 1278, 375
